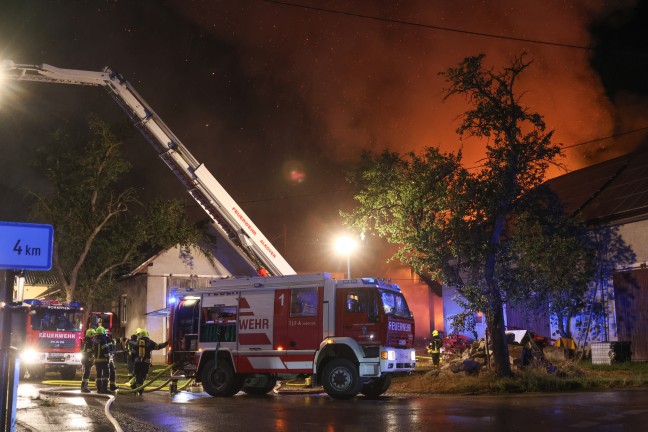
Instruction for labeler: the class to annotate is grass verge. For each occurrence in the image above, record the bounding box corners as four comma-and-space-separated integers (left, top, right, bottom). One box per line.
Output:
389, 361, 648, 395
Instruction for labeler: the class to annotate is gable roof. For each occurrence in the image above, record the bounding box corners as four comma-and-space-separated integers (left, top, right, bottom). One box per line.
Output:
125, 221, 257, 278
546, 143, 648, 225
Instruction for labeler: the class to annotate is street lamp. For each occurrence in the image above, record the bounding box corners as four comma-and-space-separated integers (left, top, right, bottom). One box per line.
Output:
335, 236, 358, 279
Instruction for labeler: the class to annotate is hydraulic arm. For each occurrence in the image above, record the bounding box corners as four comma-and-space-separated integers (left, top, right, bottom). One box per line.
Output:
0, 60, 295, 276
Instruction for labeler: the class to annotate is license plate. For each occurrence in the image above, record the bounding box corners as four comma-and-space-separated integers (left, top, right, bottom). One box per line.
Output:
48, 353, 64, 357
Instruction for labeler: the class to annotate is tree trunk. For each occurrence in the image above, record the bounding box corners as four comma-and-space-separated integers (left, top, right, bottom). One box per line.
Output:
485, 284, 513, 377
484, 213, 513, 377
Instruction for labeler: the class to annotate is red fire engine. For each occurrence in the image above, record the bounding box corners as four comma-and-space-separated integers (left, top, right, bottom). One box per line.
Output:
19, 299, 84, 380
168, 273, 416, 399
86, 311, 114, 337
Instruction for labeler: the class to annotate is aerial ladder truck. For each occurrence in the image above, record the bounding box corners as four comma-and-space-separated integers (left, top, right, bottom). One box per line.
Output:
1, 61, 416, 399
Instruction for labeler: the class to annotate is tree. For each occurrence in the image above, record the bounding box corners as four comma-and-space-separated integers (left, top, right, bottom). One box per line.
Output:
29, 114, 202, 307
502, 192, 596, 338
343, 54, 593, 377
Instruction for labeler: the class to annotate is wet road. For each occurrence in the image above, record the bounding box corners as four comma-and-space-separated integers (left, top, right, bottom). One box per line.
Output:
111, 388, 648, 431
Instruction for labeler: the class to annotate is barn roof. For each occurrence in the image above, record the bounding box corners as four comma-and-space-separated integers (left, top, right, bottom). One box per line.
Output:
546, 143, 648, 225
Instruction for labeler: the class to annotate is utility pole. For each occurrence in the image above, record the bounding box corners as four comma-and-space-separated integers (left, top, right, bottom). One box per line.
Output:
0, 270, 18, 432
0, 221, 54, 432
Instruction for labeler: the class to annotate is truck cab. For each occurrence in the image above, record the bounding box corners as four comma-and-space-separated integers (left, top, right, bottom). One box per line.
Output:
20, 299, 84, 380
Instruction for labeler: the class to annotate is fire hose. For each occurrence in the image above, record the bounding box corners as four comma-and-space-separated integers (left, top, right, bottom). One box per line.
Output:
41, 364, 188, 394
38, 364, 193, 432
37, 387, 123, 432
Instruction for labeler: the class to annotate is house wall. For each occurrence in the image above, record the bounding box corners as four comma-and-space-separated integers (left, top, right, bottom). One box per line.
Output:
442, 285, 487, 340
506, 303, 551, 337
120, 244, 239, 364
617, 219, 648, 264
145, 274, 168, 363
615, 268, 648, 361
119, 273, 149, 340
15, 284, 49, 301
613, 219, 648, 361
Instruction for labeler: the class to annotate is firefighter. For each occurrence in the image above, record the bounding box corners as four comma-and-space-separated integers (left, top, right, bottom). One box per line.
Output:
80, 328, 95, 393
427, 330, 443, 367
129, 329, 168, 395
126, 328, 142, 386
106, 331, 119, 392
92, 326, 113, 394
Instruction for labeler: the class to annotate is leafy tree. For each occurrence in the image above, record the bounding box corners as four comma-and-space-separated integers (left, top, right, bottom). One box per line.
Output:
343, 54, 595, 377
503, 193, 595, 338
29, 114, 202, 308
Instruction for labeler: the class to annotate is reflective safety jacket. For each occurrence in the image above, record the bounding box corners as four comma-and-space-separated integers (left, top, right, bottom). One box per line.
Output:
81, 336, 94, 362
129, 337, 168, 363
427, 336, 443, 354
92, 333, 113, 362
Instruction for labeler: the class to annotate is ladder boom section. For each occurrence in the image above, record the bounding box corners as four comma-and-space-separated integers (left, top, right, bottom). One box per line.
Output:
1, 61, 296, 276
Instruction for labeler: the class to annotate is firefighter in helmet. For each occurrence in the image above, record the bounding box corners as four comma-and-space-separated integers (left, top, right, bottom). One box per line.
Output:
427, 330, 443, 367
92, 326, 113, 394
128, 328, 168, 395
80, 328, 95, 393
126, 327, 143, 386
106, 330, 119, 392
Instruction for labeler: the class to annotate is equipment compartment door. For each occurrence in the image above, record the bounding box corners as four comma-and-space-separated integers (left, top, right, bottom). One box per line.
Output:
274, 287, 322, 351
237, 291, 274, 350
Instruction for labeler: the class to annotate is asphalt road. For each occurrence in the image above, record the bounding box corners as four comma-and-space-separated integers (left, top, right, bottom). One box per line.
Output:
110, 387, 648, 432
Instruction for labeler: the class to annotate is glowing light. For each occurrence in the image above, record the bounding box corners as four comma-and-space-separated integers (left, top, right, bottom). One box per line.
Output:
335, 236, 358, 279
282, 160, 306, 184
335, 236, 357, 255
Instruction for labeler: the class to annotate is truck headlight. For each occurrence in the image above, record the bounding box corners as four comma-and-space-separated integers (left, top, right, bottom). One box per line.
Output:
20, 349, 39, 364
410, 350, 416, 361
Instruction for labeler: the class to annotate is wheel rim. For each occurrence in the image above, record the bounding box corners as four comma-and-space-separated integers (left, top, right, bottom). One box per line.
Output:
208, 368, 227, 391
329, 366, 353, 391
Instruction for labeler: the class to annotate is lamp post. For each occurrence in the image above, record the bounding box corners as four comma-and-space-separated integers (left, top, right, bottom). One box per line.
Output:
335, 236, 357, 279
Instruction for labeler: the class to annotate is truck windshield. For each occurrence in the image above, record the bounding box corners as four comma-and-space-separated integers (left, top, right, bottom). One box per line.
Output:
88, 313, 112, 329
32, 310, 83, 332
379, 290, 412, 319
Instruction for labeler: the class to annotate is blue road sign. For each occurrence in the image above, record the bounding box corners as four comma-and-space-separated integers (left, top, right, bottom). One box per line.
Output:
0, 221, 54, 270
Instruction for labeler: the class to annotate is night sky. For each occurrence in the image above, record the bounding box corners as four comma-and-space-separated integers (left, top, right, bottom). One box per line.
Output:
1, 0, 648, 276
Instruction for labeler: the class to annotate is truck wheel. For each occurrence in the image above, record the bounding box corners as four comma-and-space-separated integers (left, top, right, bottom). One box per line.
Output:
360, 374, 392, 398
25, 367, 44, 381
60, 366, 77, 380
322, 358, 362, 400
202, 359, 244, 397
242, 375, 277, 395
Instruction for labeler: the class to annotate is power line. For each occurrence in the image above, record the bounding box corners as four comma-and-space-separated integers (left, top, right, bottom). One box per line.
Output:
262, 0, 591, 51
465, 125, 648, 170
561, 125, 648, 149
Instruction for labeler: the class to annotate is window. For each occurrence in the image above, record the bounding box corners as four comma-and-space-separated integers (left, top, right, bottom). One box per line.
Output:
345, 291, 372, 313
200, 305, 237, 343
32, 310, 83, 332
119, 295, 128, 326
290, 287, 318, 317
380, 290, 412, 319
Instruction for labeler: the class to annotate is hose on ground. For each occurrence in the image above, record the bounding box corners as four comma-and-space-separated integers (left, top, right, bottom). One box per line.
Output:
38, 387, 123, 432
116, 363, 174, 395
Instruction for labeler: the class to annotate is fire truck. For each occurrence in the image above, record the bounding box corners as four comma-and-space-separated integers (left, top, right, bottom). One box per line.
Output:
86, 311, 114, 337
19, 299, 84, 380
169, 273, 415, 399
1, 61, 417, 398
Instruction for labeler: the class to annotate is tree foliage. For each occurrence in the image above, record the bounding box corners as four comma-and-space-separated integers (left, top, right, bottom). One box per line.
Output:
29, 114, 202, 307
343, 54, 596, 377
